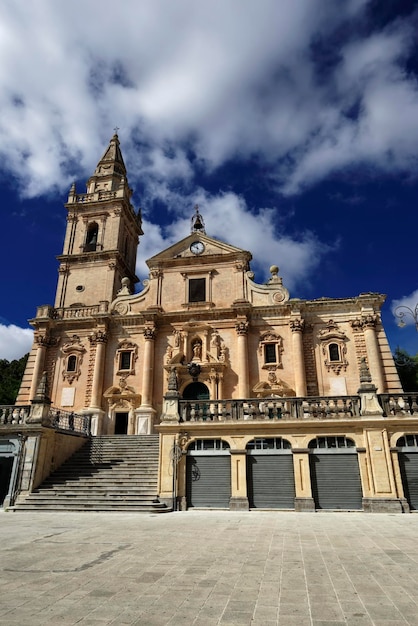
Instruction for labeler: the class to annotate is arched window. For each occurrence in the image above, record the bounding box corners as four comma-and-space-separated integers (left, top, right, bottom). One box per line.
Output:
397, 434, 418, 448
247, 437, 291, 451
67, 355, 77, 372
85, 223, 98, 252
329, 343, 340, 362
309, 436, 356, 449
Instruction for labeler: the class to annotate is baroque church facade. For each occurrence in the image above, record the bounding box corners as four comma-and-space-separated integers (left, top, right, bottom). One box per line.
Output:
3, 133, 418, 513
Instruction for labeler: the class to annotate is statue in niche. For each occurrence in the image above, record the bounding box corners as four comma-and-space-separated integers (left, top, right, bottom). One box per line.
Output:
192, 339, 202, 361
219, 341, 227, 363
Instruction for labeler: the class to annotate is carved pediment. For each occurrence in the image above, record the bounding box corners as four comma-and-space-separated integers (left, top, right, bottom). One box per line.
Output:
253, 377, 295, 398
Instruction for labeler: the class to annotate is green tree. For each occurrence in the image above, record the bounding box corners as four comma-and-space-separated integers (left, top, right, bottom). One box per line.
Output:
394, 348, 418, 391
0, 354, 28, 405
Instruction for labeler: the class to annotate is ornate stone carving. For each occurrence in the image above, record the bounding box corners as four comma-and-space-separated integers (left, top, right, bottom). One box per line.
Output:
290, 318, 304, 333
117, 276, 132, 296
351, 315, 379, 331
317, 320, 348, 375
259, 331, 283, 369
235, 321, 249, 335
361, 314, 378, 329
143, 326, 156, 341
115, 340, 138, 374
61, 335, 86, 384
149, 268, 162, 280
167, 367, 179, 391
89, 330, 108, 345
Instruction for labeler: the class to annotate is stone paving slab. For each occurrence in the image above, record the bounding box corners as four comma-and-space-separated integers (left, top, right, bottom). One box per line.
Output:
1, 511, 418, 625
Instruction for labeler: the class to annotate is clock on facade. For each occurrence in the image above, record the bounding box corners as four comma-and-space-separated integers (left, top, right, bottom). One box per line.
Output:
190, 241, 205, 255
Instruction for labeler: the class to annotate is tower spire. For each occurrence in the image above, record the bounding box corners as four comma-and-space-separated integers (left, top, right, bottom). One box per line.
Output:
86, 131, 129, 195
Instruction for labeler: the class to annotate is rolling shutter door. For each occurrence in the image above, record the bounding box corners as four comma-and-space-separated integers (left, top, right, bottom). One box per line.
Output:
247, 454, 295, 509
398, 452, 418, 510
310, 453, 362, 510
186, 455, 231, 508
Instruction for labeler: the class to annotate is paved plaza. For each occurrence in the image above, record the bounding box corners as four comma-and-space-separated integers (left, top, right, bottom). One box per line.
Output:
1, 510, 418, 625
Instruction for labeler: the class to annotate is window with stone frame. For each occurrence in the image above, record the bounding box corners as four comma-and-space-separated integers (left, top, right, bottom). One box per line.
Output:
329, 343, 340, 362
84, 222, 99, 252
116, 341, 138, 375
61, 335, 86, 384
259, 331, 283, 369
189, 277, 206, 303
317, 320, 348, 375
66, 354, 77, 372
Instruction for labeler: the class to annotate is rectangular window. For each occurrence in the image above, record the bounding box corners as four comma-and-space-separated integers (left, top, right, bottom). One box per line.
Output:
189, 278, 206, 303
119, 351, 132, 371
264, 344, 276, 364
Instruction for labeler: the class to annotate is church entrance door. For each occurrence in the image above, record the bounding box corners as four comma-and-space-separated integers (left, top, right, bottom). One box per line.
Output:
114, 412, 129, 435
182, 382, 210, 420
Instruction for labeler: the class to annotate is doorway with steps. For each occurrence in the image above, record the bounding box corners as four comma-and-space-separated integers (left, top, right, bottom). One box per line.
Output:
114, 412, 129, 435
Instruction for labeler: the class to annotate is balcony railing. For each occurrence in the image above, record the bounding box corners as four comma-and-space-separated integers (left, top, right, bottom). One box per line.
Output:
179, 396, 361, 422
0, 405, 30, 426
50, 409, 91, 436
379, 393, 418, 417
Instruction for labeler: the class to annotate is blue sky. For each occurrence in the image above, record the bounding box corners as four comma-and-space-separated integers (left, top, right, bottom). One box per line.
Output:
0, 0, 418, 360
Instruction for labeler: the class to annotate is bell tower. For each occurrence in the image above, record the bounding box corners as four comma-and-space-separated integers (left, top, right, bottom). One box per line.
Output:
55, 133, 143, 309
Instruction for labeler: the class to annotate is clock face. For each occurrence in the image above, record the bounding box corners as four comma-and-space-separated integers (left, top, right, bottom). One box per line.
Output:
190, 241, 205, 255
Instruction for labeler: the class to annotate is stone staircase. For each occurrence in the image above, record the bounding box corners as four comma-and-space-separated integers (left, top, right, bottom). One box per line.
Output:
14, 435, 171, 513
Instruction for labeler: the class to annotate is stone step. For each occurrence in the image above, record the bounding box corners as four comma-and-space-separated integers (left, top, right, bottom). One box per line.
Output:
13, 502, 172, 513
14, 434, 168, 513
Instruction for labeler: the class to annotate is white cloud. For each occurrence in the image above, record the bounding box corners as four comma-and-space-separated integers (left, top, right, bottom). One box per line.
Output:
1, 0, 417, 199
391, 290, 418, 328
0, 324, 33, 361
136, 189, 327, 293
0, 1, 417, 290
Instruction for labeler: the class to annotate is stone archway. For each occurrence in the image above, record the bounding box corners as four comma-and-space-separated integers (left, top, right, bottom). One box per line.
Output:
182, 382, 210, 401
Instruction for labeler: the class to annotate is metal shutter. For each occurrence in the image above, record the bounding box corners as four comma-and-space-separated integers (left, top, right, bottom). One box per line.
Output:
310, 453, 363, 510
247, 455, 295, 509
186, 455, 231, 508
399, 452, 418, 510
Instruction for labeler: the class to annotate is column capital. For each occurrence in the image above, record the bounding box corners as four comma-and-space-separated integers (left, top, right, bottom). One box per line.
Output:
89, 330, 108, 345
35, 333, 56, 348
361, 314, 378, 329
290, 318, 304, 333
143, 326, 156, 341
235, 320, 249, 336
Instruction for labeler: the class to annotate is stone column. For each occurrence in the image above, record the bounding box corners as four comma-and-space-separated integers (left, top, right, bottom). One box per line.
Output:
229, 449, 249, 510
362, 315, 385, 393
29, 334, 49, 401
136, 326, 157, 434
290, 318, 306, 397
209, 369, 217, 399
87, 330, 107, 434
292, 449, 315, 511
89, 330, 107, 409
141, 327, 156, 406
362, 428, 404, 513
235, 320, 249, 398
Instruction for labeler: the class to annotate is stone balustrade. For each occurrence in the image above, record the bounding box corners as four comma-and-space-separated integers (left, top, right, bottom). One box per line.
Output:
179, 395, 361, 422
75, 191, 117, 203
55, 305, 101, 319
379, 393, 418, 417
0, 405, 30, 426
